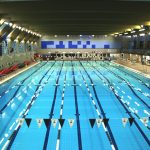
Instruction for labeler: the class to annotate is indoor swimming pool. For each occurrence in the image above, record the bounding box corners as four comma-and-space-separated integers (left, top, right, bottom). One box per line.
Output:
0, 61, 149, 150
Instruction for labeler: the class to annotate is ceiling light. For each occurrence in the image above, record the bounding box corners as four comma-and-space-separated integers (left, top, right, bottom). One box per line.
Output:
139, 33, 145, 36
4, 22, 9, 25
0, 19, 5, 24
9, 23, 13, 27
131, 30, 136, 33
133, 35, 137, 37
18, 26, 21, 30
139, 28, 145, 32
21, 28, 25, 31
12, 24, 16, 29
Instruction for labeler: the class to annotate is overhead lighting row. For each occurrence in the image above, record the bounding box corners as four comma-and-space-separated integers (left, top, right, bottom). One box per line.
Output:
112, 25, 150, 37
0, 19, 42, 37
53, 35, 108, 38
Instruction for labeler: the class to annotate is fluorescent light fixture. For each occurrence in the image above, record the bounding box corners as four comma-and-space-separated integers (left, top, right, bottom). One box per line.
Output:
139, 33, 145, 36
9, 23, 13, 27
4, 22, 9, 25
131, 30, 136, 33
67, 35, 69, 37
21, 28, 25, 31
54, 35, 57, 37
0, 19, 5, 24
124, 32, 128, 35
18, 26, 21, 30
139, 28, 145, 32
133, 35, 137, 37
12, 24, 16, 29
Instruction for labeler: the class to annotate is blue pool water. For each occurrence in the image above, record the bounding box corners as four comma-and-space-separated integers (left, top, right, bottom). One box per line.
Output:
0, 61, 149, 150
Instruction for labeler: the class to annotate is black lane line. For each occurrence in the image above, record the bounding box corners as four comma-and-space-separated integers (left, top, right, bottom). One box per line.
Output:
88, 62, 150, 131
43, 61, 64, 150
0, 62, 47, 99
79, 61, 118, 150
95, 62, 150, 109
6, 62, 56, 150
0, 62, 54, 141
88, 62, 150, 146
0, 62, 48, 113
71, 61, 82, 150
104, 61, 150, 89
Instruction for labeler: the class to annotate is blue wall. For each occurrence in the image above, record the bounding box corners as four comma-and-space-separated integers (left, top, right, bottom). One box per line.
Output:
41, 36, 121, 49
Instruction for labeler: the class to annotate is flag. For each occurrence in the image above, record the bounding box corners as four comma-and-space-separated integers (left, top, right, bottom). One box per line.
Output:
25, 118, 32, 127
89, 119, 96, 128
122, 118, 128, 127
141, 117, 149, 124
58, 119, 65, 127
103, 118, 109, 127
51, 119, 58, 128
129, 118, 134, 126
96, 119, 102, 128
68, 119, 75, 128
36, 119, 43, 128
44, 119, 51, 128
18, 118, 24, 126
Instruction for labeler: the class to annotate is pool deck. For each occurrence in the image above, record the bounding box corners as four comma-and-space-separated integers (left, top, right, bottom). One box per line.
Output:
114, 59, 150, 78
0, 61, 39, 85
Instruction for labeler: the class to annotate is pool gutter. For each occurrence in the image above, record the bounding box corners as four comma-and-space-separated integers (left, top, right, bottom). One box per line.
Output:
112, 61, 150, 79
